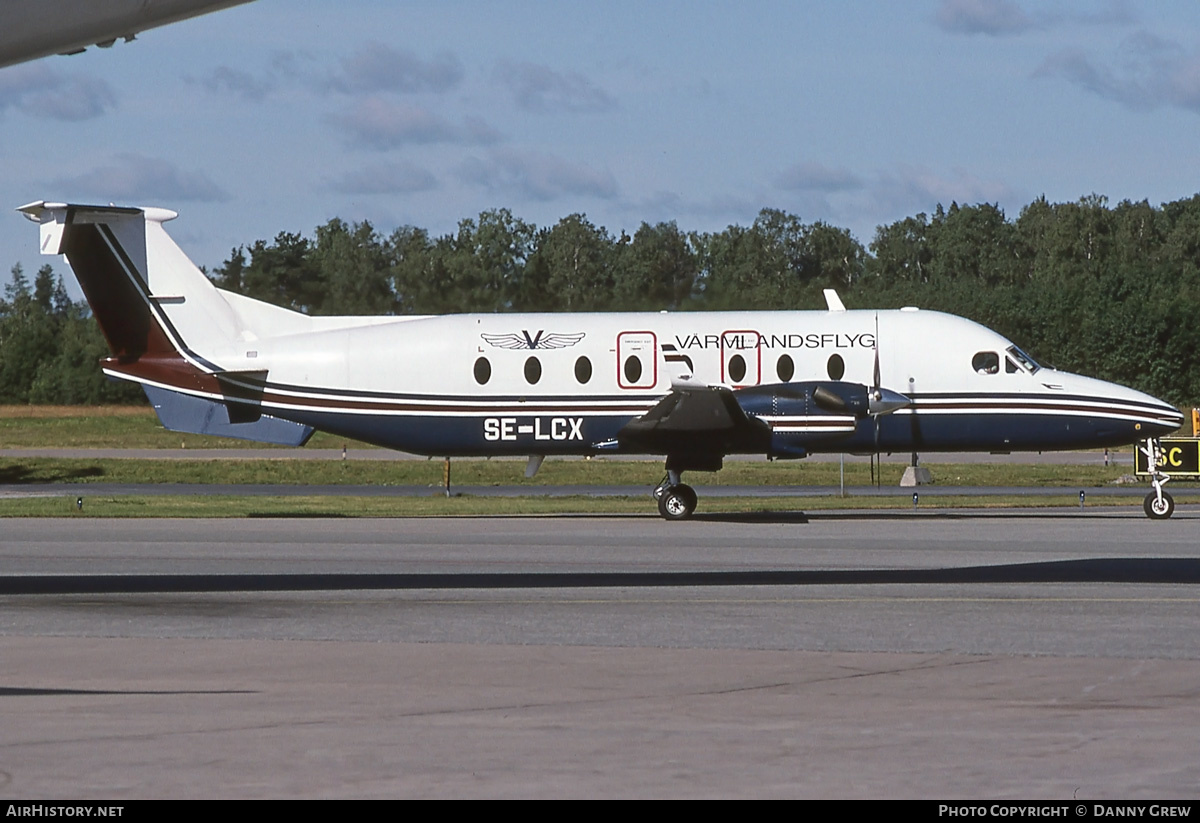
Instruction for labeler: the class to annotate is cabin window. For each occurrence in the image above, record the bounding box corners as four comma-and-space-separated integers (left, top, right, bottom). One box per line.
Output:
473, 357, 491, 385
624, 355, 642, 384
524, 356, 542, 384
575, 356, 593, 384
1007, 345, 1040, 374
972, 352, 999, 374
827, 353, 845, 381
728, 354, 747, 383
776, 354, 795, 382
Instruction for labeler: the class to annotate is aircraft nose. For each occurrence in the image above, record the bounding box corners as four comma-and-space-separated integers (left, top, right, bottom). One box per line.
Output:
1143, 402, 1185, 437
1067, 372, 1185, 441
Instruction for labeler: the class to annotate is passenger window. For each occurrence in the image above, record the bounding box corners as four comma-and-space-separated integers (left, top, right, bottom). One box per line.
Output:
575, 356, 592, 384
827, 353, 844, 381
473, 357, 491, 385
524, 356, 542, 384
624, 355, 642, 384
972, 352, 999, 374
777, 354, 795, 382
728, 354, 747, 383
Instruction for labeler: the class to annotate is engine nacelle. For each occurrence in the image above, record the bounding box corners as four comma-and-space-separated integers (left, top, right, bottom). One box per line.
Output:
733, 381, 910, 458
733, 381, 873, 418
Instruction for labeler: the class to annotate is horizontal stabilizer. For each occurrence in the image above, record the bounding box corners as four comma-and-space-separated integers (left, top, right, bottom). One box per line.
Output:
143, 385, 313, 446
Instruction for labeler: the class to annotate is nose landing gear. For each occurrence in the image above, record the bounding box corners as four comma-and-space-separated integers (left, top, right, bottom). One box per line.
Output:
1140, 438, 1175, 519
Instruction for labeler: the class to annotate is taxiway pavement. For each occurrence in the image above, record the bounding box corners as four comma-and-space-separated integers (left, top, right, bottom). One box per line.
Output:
2, 512, 1200, 798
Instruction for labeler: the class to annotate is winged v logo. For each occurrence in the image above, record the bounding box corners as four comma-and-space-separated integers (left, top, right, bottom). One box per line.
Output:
481, 330, 586, 350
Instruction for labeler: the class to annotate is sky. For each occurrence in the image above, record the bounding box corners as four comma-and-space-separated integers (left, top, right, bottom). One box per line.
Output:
2, 0, 1199, 299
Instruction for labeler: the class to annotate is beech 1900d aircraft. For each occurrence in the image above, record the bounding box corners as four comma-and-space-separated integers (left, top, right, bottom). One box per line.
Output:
19, 201, 1185, 518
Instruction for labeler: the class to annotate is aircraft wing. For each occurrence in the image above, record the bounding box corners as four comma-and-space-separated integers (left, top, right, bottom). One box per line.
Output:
0, 0, 254, 69
615, 385, 773, 468
612, 379, 911, 469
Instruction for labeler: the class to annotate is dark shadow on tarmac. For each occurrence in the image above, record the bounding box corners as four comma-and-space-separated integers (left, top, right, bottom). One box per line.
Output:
0, 687, 257, 696
4, 558, 1200, 595
689, 511, 811, 524
247, 513, 350, 518
793, 510, 1144, 522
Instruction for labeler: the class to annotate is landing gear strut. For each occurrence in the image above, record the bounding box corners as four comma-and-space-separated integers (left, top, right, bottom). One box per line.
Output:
652, 454, 724, 520
1140, 438, 1175, 519
653, 468, 697, 520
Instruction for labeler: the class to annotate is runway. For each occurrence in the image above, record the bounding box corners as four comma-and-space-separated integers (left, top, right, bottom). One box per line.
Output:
3, 512, 1199, 797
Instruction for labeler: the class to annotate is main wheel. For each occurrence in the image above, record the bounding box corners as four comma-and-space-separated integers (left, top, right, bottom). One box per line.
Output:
657, 484, 697, 520
1144, 490, 1175, 519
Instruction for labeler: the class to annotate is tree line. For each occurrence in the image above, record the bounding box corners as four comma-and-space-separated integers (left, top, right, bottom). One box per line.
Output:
5, 193, 1200, 407
0, 264, 141, 404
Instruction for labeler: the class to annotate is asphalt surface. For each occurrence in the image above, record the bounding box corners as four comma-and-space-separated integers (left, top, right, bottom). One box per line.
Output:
3, 512, 1200, 798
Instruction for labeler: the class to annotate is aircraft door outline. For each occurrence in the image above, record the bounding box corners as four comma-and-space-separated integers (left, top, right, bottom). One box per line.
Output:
720, 329, 761, 388
616, 331, 658, 389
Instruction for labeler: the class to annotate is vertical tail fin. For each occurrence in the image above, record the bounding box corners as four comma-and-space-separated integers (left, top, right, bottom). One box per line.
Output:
18, 201, 312, 446
19, 200, 241, 365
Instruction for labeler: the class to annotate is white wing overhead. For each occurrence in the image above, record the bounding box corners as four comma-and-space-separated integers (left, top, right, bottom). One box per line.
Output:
0, 0, 254, 70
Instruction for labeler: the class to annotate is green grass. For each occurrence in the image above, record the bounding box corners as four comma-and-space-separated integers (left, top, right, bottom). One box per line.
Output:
0, 456, 1147, 488
0, 406, 371, 450
0, 493, 1189, 519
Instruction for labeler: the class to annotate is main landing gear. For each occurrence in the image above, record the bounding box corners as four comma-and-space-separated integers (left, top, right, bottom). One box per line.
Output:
653, 468, 697, 520
1140, 438, 1175, 519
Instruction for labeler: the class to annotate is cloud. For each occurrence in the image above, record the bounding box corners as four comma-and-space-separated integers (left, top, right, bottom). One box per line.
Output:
328, 161, 437, 195
329, 97, 501, 148
776, 162, 863, 193
868, 165, 1017, 217
457, 149, 618, 201
495, 61, 617, 113
0, 65, 116, 121
330, 41, 463, 94
191, 44, 462, 102
1037, 31, 1200, 115
52, 154, 228, 202
191, 65, 274, 101
934, 0, 1034, 36
188, 50, 325, 101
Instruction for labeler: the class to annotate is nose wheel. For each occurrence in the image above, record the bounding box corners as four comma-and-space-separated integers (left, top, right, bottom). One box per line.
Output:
1140, 438, 1175, 519
1144, 490, 1175, 519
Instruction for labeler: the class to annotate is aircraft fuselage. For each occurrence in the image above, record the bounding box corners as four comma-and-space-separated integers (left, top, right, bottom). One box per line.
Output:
172, 307, 1178, 458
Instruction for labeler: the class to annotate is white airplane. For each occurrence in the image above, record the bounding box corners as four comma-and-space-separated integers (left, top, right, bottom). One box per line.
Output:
19, 201, 1185, 519
0, 0, 253, 70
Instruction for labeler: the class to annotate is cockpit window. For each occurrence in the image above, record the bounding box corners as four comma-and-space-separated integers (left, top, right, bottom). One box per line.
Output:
1006, 345, 1040, 374
972, 351, 999, 374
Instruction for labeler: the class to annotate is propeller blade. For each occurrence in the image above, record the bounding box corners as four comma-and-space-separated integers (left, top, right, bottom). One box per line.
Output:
873, 313, 882, 486
873, 313, 881, 393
